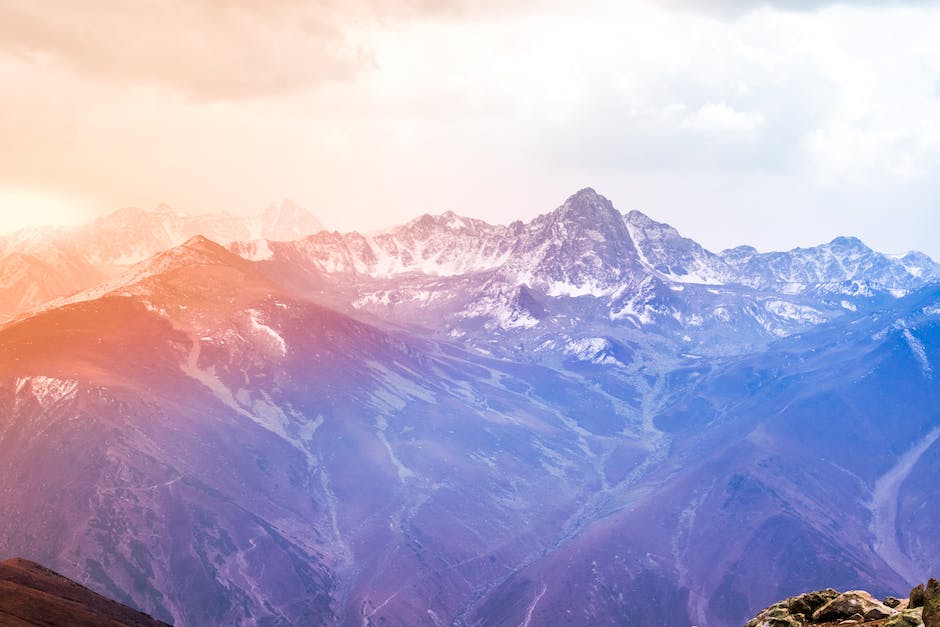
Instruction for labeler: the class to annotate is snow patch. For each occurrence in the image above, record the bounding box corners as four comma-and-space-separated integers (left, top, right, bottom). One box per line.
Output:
870, 425, 940, 584
298, 415, 324, 442
764, 300, 827, 324
353, 289, 438, 309
181, 342, 317, 466
16, 376, 78, 406
546, 280, 615, 298
902, 327, 932, 376
375, 415, 415, 482
238, 239, 274, 261
247, 309, 287, 356
365, 360, 437, 410
564, 337, 623, 366
460, 295, 539, 330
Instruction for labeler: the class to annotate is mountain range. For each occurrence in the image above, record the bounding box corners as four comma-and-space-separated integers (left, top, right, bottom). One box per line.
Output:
0, 199, 321, 322
0, 188, 938, 626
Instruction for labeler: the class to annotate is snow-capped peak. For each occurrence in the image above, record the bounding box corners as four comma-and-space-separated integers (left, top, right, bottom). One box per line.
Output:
259, 199, 323, 241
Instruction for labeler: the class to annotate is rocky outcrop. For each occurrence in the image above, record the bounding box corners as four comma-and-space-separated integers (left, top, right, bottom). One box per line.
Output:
812, 591, 896, 622
747, 580, 940, 627
887, 608, 927, 627
744, 589, 840, 626
921, 579, 940, 627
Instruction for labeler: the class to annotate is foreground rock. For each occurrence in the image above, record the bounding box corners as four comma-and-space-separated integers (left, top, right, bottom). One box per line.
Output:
746, 578, 940, 626
812, 591, 897, 622
745, 586, 929, 627
0, 557, 170, 626
924, 579, 940, 627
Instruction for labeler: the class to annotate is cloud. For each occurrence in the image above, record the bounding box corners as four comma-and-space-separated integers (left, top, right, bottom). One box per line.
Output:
0, 0, 386, 99
2, 0, 940, 260
0, 0, 550, 100
680, 103, 765, 133
0, 1, 415, 99
657, 0, 939, 18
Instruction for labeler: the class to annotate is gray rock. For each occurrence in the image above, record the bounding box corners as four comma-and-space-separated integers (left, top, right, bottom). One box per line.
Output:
813, 590, 898, 622
744, 601, 802, 627
885, 607, 925, 627
788, 589, 840, 618
924, 579, 940, 627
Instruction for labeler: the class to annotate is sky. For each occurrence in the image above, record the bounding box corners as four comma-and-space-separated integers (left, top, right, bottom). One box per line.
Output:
1, 0, 940, 256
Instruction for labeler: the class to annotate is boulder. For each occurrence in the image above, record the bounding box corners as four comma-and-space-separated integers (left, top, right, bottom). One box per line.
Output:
788, 589, 841, 617
812, 590, 898, 622
885, 607, 925, 627
744, 601, 802, 627
912, 584, 927, 608
753, 617, 802, 627
745, 589, 842, 627
924, 579, 940, 627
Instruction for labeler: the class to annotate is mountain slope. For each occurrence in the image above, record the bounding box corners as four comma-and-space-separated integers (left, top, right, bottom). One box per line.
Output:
0, 231, 105, 322
462, 284, 940, 626
2, 188, 940, 626
245, 189, 890, 361
73, 200, 323, 267
0, 235, 664, 625
0, 558, 170, 627
0, 200, 323, 320
721, 236, 940, 295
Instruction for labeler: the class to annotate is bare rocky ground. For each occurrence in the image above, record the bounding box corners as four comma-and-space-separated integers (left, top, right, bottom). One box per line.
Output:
746, 579, 940, 627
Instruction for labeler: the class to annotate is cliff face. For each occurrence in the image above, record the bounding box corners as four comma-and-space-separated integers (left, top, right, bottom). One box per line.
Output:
0, 558, 171, 627
745, 579, 940, 627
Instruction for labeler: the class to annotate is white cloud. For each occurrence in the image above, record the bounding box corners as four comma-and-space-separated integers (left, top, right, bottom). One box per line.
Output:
680, 103, 765, 133
2, 0, 940, 260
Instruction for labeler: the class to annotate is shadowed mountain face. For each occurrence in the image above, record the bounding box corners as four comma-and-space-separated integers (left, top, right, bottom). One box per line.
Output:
0, 558, 170, 626
0, 189, 939, 626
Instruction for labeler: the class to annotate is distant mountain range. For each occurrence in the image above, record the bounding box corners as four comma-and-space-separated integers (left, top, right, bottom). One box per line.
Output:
0, 199, 321, 321
1, 189, 938, 626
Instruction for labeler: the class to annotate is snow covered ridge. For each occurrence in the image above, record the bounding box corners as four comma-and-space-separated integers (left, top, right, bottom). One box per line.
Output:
0, 199, 323, 269
34, 235, 233, 312
229, 188, 940, 297
0, 199, 326, 321
250, 211, 515, 278
4, 187, 938, 335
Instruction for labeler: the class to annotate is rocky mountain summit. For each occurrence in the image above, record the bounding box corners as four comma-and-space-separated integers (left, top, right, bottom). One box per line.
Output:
2, 189, 940, 626
746, 579, 940, 627
239, 188, 940, 362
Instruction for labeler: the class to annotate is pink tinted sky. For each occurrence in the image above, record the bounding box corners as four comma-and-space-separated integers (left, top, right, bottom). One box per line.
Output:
2, 0, 940, 256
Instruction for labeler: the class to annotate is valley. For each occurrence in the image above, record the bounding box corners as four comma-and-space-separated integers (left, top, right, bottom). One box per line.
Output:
1, 189, 938, 626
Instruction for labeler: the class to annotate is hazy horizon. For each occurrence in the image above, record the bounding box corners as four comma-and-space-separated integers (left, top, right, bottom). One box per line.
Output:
3, 1, 940, 255
0, 186, 936, 260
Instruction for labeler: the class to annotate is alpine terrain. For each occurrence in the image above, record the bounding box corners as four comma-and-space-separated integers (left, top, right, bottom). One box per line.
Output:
1, 188, 939, 626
